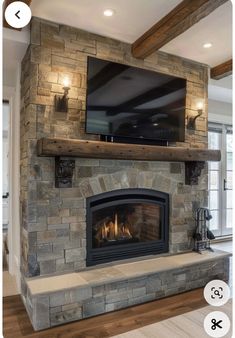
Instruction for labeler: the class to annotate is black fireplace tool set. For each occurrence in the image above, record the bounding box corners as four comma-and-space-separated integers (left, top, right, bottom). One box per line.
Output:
193, 207, 215, 253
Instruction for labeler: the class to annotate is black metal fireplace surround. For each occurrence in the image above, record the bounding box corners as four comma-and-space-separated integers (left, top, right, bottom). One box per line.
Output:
86, 188, 169, 266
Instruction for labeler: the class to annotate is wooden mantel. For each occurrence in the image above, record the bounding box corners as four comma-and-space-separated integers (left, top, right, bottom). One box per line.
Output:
37, 138, 220, 162
37, 138, 221, 187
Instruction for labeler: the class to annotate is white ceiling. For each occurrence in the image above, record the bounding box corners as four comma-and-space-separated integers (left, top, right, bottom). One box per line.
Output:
3, 0, 232, 105
30, 0, 232, 67
30, 0, 182, 44
162, 2, 232, 67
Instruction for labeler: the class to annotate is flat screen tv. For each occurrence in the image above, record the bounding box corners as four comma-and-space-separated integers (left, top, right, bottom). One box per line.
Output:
86, 56, 186, 144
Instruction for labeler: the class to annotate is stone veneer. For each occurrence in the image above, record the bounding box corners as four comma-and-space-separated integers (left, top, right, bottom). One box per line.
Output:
24, 252, 230, 330
20, 16, 209, 292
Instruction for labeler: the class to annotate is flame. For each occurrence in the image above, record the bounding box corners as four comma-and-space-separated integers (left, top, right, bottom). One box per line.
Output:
100, 213, 132, 241
114, 213, 118, 237
123, 226, 131, 237
102, 222, 108, 238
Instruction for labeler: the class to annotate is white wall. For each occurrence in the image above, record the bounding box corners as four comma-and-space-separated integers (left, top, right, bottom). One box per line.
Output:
208, 99, 232, 125
3, 103, 9, 195
3, 69, 21, 292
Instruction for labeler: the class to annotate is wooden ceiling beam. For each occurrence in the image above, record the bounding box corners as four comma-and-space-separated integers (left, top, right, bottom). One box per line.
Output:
210, 59, 232, 80
3, 0, 32, 30
132, 0, 229, 59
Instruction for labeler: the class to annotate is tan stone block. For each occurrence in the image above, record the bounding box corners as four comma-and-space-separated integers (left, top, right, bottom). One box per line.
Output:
41, 21, 59, 35
62, 216, 79, 224
37, 230, 57, 243
59, 25, 77, 40
51, 55, 84, 74
31, 18, 41, 45
38, 65, 58, 83
37, 87, 51, 96
58, 73, 81, 87
31, 46, 51, 65
60, 188, 82, 198
65, 40, 96, 54
48, 217, 61, 225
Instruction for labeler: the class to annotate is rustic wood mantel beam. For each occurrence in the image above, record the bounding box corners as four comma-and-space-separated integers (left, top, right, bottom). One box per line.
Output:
37, 138, 221, 186
132, 0, 229, 59
37, 138, 221, 162
210, 59, 232, 80
3, 0, 32, 30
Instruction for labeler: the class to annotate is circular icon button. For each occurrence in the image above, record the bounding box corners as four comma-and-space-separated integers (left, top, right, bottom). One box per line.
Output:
5, 1, 32, 29
204, 280, 230, 306
204, 311, 230, 337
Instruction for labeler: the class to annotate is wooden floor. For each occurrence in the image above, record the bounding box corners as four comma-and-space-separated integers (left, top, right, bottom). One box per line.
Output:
3, 288, 207, 338
112, 300, 232, 338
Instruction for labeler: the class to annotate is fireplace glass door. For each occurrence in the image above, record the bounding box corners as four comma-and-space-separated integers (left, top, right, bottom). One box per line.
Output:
86, 189, 169, 266
92, 202, 161, 248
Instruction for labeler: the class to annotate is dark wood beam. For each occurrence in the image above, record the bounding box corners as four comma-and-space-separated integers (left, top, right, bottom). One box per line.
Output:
88, 63, 129, 94
37, 137, 221, 162
106, 78, 186, 116
3, 0, 32, 30
132, 0, 229, 59
210, 59, 232, 80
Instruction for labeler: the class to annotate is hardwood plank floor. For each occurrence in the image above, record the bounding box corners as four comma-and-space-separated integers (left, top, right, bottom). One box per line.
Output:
111, 300, 232, 338
3, 288, 207, 338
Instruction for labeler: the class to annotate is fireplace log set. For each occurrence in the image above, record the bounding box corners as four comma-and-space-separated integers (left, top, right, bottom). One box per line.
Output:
92, 204, 160, 248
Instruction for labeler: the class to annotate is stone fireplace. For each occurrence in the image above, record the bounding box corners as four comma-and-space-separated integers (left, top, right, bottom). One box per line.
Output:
19, 17, 230, 331
20, 16, 211, 280
86, 188, 169, 266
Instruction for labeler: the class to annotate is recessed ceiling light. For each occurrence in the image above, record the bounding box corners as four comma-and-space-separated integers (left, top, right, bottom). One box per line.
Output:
203, 42, 212, 49
103, 9, 115, 17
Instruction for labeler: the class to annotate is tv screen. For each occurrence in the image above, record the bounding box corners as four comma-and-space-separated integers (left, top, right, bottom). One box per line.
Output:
86, 56, 186, 143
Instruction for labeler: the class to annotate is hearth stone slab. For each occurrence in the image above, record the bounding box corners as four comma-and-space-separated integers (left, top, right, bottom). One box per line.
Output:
24, 250, 231, 331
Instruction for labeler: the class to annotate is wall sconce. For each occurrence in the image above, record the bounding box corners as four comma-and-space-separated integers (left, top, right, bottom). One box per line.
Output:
187, 102, 203, 130
54, 78, 70, 112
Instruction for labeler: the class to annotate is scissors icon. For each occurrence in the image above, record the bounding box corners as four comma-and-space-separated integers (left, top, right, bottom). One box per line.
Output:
211, 318, 223, 330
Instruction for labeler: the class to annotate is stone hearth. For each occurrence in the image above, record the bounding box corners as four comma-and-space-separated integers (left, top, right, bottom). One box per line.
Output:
24, 251, 230, 330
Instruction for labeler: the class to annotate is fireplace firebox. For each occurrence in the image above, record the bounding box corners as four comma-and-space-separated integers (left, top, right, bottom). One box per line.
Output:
86, 189, 169, 266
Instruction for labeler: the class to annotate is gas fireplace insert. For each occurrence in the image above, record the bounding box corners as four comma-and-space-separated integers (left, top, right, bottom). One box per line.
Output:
86, 188, 169, 266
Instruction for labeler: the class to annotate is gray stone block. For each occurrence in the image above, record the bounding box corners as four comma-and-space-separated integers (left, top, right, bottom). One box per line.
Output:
37, 252, 64, 262
132, 287, 146, 298
56, 259, 74, 272
170, 163, 182, 174
83, 297, 105, 317
146, 277, 161, 293
106, 291, 129, 304
65, 248, 86, 263
28, 254, 40, 277
105, 300, 129, 312
128, 293, 156, 306
50, 306, 82, 327
92, 285, 105, 297
50, 287, 92, 307
39, 260, 56, 275
32, 296, 50, 331
37, 243, 52, 254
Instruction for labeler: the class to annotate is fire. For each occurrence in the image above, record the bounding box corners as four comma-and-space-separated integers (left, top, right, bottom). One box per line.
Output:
100, 213, 132, 241
114, 213, 118, 237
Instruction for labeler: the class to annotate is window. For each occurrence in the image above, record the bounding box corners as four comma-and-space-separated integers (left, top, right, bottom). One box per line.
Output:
208, 123, 233, 237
